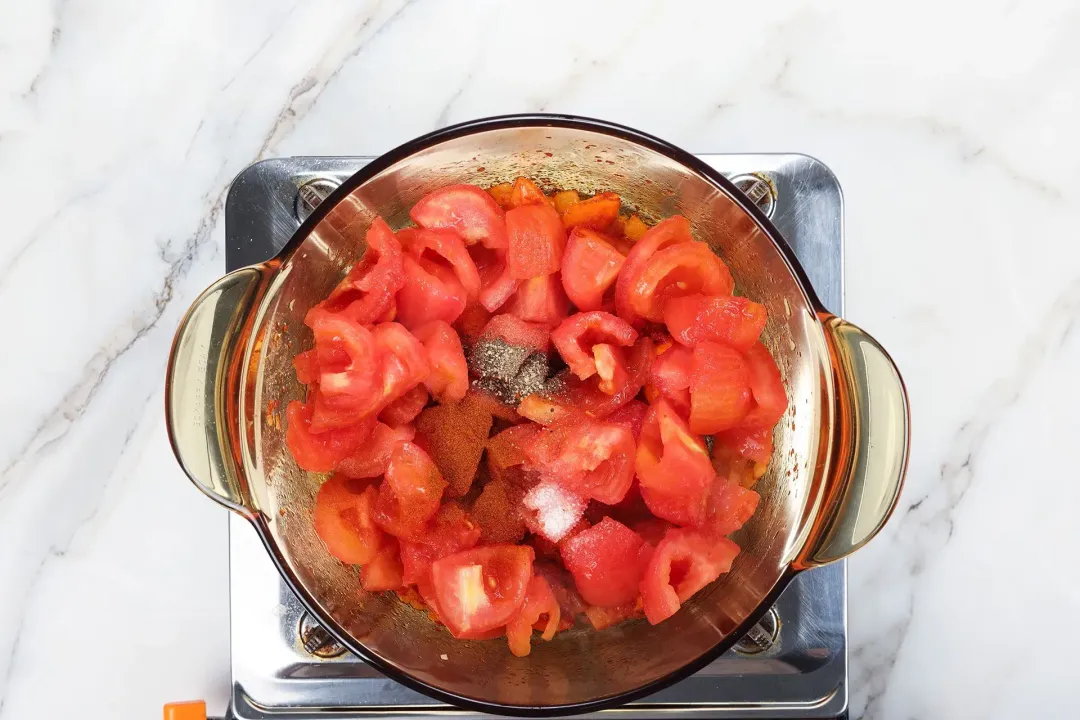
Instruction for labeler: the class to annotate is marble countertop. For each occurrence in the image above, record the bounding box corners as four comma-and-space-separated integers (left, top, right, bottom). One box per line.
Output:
2, 1, 1078, 718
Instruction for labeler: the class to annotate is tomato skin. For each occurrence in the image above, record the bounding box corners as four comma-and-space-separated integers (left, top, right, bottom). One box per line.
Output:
739, 342, 788, 428
506, 203, 566, 279
635, 399, 715, 527
550, 312, 638, 381
398, 227, 482, 298
509, 177, 548, 208
292, 349, 320, 384
286, 398, 376, 473
561, 192, 621, 231
336, 422, 415, 479
396, 254, 468, 328
313, 474, 384, 565
506, 575, 561, 657
430, 545, 535, 638
628, 243, 734, 323
379, 384, 428, 426
663, 294, 767, 351
372, 442, 448, 540
689, 342, 752, 434
560, 518, 650, 608
410, 184, 508, 249
560, 228, 626, 311
412, 320, 468, 403
615, 216, 694, 324
504, 273, 570, 326
361, 540, 405, 591
641, 527, 740, 625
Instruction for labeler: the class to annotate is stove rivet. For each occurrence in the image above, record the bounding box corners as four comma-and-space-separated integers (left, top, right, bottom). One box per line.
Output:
733, 606, 780, 655
730, 173, 777, 218
298, 612, 347, 658
295, 177, 342, 222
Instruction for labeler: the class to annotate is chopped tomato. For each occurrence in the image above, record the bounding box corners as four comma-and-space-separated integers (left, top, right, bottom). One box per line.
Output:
592, 344, 629, 394
371, 322, 430, 409
627, 243, 733, 323
561, 518, 650, 608
509, 177, 548, 208
471, 245, 521, 312
504, 273, 570, 325
550, 312, 638, 381
469, 480, 528, 544
527, 336, 654, 420
635, 399, 715, 526
584, 601, 642, 630
313, 474, 383, 564
715, 425, 774, 465
506, 575, 561, 656
524, 418, 636, 505
361, 540, 405, 591
506, 203, 565, 279
551, 189, 580, 215
739, 342, 788, 428
395, 254, 468, 328
412, 320, 468, 403
292, 349, 320, 384
454, 302, 491, 345
397, 227, 482, 298
477, 313, 551, 353
372, 442, 448, 540
487, 424, 542, 474
689, 342, 752, 434
305, 311, 380, 431
632, 517, 672, 547
286, 398, 375, 473
560, 228, 626, 311
640, 527, 739, 624
561, 192, 621, 231
430, 545, 535, 638
663, 294, 766, 351
623, 214, 649, 242
410, 184, 508, 249
399, 502, 482, 585
615, 215, 694, 324
413, 398, 493, 497
705, 478, 760, 537
487, 182, 514, 209
605, 399, 648, 439
522, 480, 588, 543
336, 422, 415, 479
379, 384, 428, 425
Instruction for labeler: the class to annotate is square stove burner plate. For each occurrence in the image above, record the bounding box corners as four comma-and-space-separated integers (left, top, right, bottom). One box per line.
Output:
223, 155, 846, 720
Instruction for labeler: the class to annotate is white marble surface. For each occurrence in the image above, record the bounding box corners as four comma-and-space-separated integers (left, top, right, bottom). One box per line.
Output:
1, 0, 1079, 718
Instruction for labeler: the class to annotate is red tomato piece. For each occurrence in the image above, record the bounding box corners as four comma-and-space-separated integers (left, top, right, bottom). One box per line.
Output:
508, 177, 548, 208
397, 227, 482, 298
372, 442, 448, 540
715, 425, 774, 465
412, 320, 468, 403
286, 398, 376, 473
521, 480, 588, 543
635, 399, 715, 527
739, 342, 788, 428
361, 540, 405, 591
550, 311, 638, 381
632, 517, 672, 547
534, 561, 586, 623
506, 575, 561, 657
395, 254, 468, 328
628, 243, 734, 323
663, 294, 767, 351
469, 479, 528, 544
506, 203, 565, 279
641, 527, 740, 624
305, 311, 380, 431
524, 419, 636, 505
292, 349, 320, 385
399, 502, 482, 585
591, 344, 629, 395
378, 384, 428, 426
584, 601, 642, 630
650, 343, 693, 396
371, 322, 430, 410
560, 518, 650, 608
705, 478, 760, 537
487, 424, 542, 474
430, 545, 535, 638
478, 313, 551, 353
454, 302, 491, 346
561, 192, 621, 231
560, 227, 626, 311
410, 184, 509, 249
605, 399, 649, 440
504, 273, 570, 326
615, 215, 694, 324
336, 422, 415, 479
307, 218, 406, 325
689, 342, 752, 434
471, 245, 521, 312
313, 474, 383, 564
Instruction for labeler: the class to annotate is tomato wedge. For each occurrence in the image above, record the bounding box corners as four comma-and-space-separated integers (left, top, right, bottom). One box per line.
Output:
336, 422, 415, 479
560, 228, 626, 311
509, 177, 548, 208
628, 243, 733, 323
715, 425, 774, 465
399, 502, 481, 585
506, 575, 561, 657
410, 184, 508, 249
506, 203, 565, 279
739, 342, 788, 428
471, 245, 521, 312
398, 227, 482, 298
371, 322, 430, 410
504, 273, 570, 326
372, 442, 448, 540
561, 192, 621, 231
430, 545, 535, 638
361, 540, 405, 591
688, 342, 752, 434
640, 527, 739, 624
395, 254, 468, 328
561, 518, 650, 608
379, 384, 428, 426
523, 419, 636, 505
635, 399, 715, 527
313, 474, 383, 564
286, 397, 376, 473
550, 312, 638, 381
663, 294, 767, 351
705, 478, 760, 537
615, 215, 694, 324
413, 320, 468, 403
304, 311, 381, 431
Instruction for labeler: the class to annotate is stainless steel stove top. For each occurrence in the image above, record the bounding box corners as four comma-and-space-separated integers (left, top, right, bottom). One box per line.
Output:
223, 154, 846, 720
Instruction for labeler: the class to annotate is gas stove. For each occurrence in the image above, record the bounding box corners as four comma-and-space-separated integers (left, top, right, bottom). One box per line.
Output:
221, 154, 847, 720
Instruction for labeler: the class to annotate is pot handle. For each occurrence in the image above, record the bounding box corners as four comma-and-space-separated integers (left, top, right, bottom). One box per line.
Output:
796, 315, 910, 568
165, 266, 268, 518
